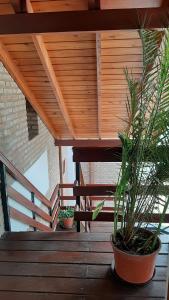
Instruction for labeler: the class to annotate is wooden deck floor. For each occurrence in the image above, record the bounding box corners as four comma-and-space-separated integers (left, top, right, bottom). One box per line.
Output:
90, 222, 113, 233
0, 231, 168, 300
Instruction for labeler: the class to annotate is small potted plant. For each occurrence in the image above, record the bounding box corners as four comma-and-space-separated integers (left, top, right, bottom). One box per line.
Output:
58, 207, 74, 229
93, 28, 169, 285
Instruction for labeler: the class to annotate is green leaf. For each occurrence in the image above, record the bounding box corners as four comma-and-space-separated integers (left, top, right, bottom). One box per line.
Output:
92, 201, 105, 221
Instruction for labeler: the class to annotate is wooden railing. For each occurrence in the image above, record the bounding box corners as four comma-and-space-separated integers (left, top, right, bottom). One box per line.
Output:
73, 183, 169, 224
0, 151, 60, 232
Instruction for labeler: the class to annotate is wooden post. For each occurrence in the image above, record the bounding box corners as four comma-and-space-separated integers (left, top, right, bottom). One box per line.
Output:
0, 162, 11, 231
76, 162, 80, 232
59, 146, 63, 199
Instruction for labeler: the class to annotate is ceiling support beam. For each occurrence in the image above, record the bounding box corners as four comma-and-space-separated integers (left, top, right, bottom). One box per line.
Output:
0, 42, 57, 138
55, 139, 121, 147
161, 0, 169, 6
26, 0, 76, 138
0, 8, 168, 35
73, 147, 122, 162
96, 32, 102, 139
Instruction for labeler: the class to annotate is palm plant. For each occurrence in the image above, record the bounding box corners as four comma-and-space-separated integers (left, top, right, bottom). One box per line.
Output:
93, 28, 169, 255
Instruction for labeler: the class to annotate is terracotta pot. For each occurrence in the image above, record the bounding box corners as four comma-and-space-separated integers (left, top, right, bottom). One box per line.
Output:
112, 233, 161, 284
62, 217, 74, 229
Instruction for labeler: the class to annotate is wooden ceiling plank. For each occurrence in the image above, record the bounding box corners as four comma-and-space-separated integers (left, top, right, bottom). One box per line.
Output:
100, 0, 162, 9
0, 41, 57, 138
26, 0, 76, 138
0, 8, 168, 35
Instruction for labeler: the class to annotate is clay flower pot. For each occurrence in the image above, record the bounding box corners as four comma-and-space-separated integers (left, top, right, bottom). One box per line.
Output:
112, 235, 161, 284
62, 217, 74, 229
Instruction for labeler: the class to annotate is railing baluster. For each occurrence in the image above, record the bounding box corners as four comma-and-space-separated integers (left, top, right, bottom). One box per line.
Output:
49, 205, 53, 229
0, 161, 11, 231
76, 162, 80, 232
31, 192, 36, 231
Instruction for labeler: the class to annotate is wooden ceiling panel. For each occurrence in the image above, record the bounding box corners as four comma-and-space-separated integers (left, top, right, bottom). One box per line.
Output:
101, 68, 142, 75
31, 0, 89, 12
0, 36, 33, 44
99, 30, 143, 138
101, 31, 140, 40
0, 3, 164, 141
100, 0, 162, 9
0, 3, 14, 14
101, 39, 142, 49
43, 32, 98, 137
43, 33, 96, 43
0, 34, 72, 138
46, 41, 96, 51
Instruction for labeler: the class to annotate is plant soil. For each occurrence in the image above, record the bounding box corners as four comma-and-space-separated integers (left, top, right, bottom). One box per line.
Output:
114, 229, 159, 255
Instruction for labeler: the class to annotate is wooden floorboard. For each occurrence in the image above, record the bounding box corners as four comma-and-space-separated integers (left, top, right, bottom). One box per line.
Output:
0, 250, 168, 265
0, 240, 168, 253
0, 263, 166, 280
3, 231, 169, 243
0, 292, 165, 300
0, 276, 166, 297
0, 232, 168, 299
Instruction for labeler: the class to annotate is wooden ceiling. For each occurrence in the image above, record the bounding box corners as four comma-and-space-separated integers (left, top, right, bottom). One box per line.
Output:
0, 0, 166, 143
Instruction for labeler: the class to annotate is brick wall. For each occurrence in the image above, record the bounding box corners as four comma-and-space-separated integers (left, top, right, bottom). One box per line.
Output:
0, 62, 60, 190
0, 62, 60, 234
81, 162, 121, 184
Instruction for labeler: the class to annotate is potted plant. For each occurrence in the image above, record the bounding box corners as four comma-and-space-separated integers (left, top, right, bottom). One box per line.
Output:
58, 207, 74, 229
93, 29, 169, 284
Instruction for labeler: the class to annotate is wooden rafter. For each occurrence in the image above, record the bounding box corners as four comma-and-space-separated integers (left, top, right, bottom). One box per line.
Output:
26, 0, 76, 138
96, 32, 101, 139
88, 0, 100, 10
0, 8, 168, 35
0, 41, 57, 139
10, 0, 27, 13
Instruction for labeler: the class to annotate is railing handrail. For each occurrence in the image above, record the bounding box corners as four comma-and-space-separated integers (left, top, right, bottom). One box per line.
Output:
8, 186, 52, 223
0, 150, 51, 208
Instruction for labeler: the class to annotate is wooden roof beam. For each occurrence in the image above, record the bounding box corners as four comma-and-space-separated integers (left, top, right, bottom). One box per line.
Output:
96, 32, 102, 139
73, 147, 122, 162
0, 8, 168, 35
161, 0, 169, 6
55, 139, 121, 147
26, 0, 76, 138
0, 42, 57, 139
